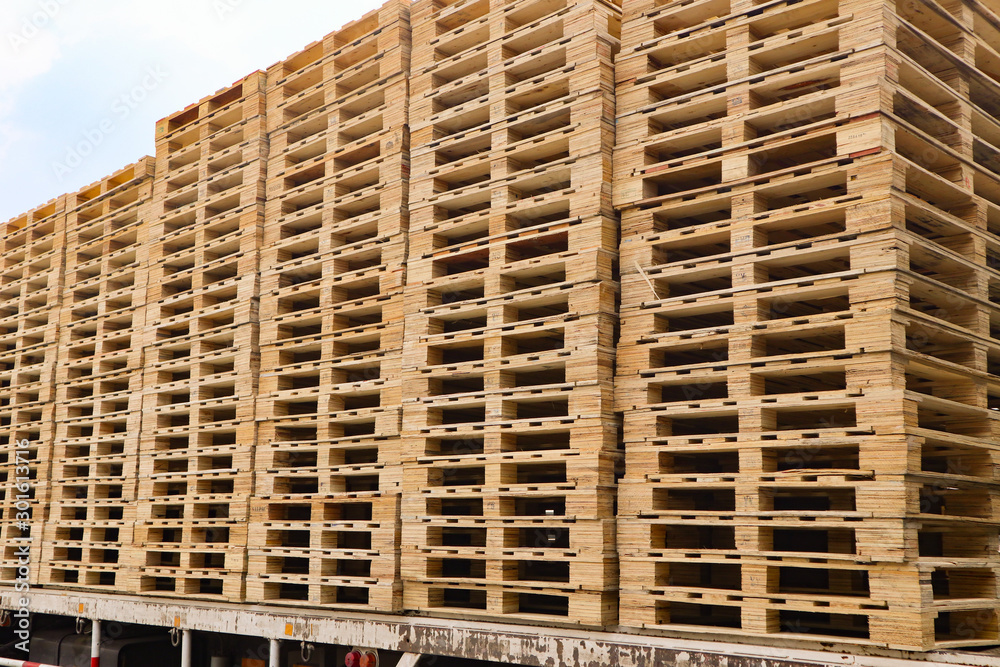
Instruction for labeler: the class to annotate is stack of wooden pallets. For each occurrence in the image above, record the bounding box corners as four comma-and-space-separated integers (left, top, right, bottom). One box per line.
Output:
0, 197, 65, 586
1, 0, 998, 651
614, 0, 1000, 649
400, 0, 623, 627
246, 0, 411, 612
41, 159, 154, 592
126, 74, 268, 602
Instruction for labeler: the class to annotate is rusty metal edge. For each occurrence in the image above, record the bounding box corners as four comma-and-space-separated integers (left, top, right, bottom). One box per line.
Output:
2, 588, 997, 667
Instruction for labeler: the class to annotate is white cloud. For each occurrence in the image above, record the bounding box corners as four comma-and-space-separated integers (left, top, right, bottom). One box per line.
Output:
0, 4, 65, 90
0, 119, 24, 164
0, 0, 386, 221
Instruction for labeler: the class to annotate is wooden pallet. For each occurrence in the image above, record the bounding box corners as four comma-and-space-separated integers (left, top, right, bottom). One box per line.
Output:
259, 352, 403, 407
155, 71, 266, 151
0, 349, 56, 403
136, 436, 253, 475
268, 66, 411, 134
410, 97, 611, 199
1, 196, 67, 250
59, 283, 147, 326
615, 115, 887, 209
267, 148, 408, 206
403, 550, 618, 586
247, 497, 398, 549
128, 491, 252, 598
402, 447, 620, 493
256, 401, 401, 436
268, 47, 411, 125
260, 238, 408, 318
268, 128, 407, 200
132, 537, 247, 572
259, 288, 405, 347
411, 65, 614, 153
123, 567, 246, 602
245, 488, 402, 607
40, 561, 133, 590
268, 102, 406, 164
410, 32, 617, 122
266, 0, 411, 131
409, 141, 613, 218
411, 0, 621, 71
259, 316, 406, 367
136, 466, 254, 507
408, 179, 616, 237
619, 0, 836, 51
245, 490, 401, 609
39, 502, 137, 590
47, 445, 139, 497
0, 521, 46, 586
263, 200, 407, 258
403, 580, 617, 627
406, 216, 617, 289
403, 278, 616, 350
615, 7, 869, 94
254, 431, 404, 498
151, 165, 267, 223
245, 574, 401, 610
267, 0, 410, 94
263, 203, 406, 255
257, 378, 400, 426
402, 482, 619, 526
56, 331, 146, 381
265, 176, 407, 237
53, 411, 141, 465
261, 231, 407, 287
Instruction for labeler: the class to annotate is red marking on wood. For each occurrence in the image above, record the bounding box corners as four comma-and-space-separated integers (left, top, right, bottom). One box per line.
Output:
850, 147, 882, 158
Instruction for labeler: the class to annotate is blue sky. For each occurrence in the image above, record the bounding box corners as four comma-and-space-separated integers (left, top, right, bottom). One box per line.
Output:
0, 0, 385, 222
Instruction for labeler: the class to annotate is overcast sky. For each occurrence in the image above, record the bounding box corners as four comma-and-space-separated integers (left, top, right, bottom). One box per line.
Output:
0, 0, 385, 222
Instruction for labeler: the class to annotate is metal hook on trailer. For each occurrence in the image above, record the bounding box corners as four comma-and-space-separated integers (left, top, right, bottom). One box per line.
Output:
170, 627, 181, 647
0, 609, 10, 626
75, 617, 86, 635
300, 641, 313, 663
